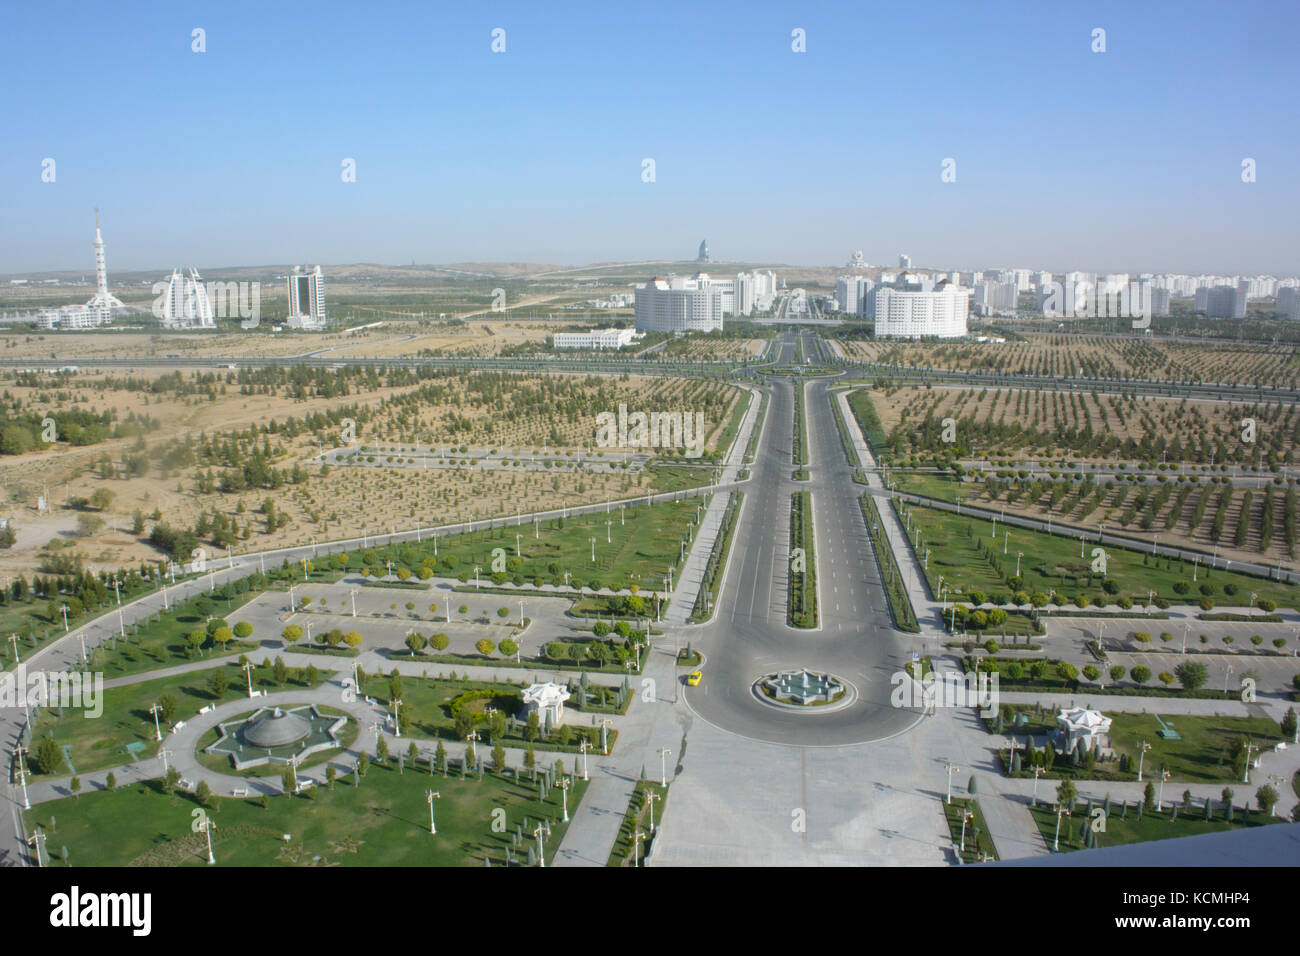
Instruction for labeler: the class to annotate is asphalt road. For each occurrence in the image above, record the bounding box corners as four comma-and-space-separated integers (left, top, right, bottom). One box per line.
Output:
681, 330, 921, 745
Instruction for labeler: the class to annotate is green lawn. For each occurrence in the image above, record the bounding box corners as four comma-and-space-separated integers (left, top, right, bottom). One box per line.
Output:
23, 760, 587, 866
86, 589, 265, 681
993, 707, 1282, 783
1029, 801, 1281, 853
607, 779, 668, 866
344, 497, 702, 593
900, 502, 1300, 609
942, 797, 998, 863
29, 660, 330, 779
359, 674, 609, 754
1107, 713, 1282, 783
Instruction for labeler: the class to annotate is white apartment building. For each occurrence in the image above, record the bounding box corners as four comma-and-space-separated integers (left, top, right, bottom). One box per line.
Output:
286, 265, 327, 330
873, 282, 968, 339
552, 328, 643, 349
634, 275, 725, 333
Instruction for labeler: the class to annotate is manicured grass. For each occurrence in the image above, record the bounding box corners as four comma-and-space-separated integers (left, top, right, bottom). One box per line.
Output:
788, 491, 817, 628
862, 494, 918, 631
23, 760, 588, 866
792, 382, 809, 467
993, 705, 1282, 783
86, 588, 265, 680
1107, 713, 1282, 783
342, 497, 702, 593
942, 797, 998, 863
28, 660, 331, 779
358, 674, 610, 753
607, 779, 668, 866
900, 502, 1300, 609
1029, 801, 1281, 853
689, 492, 743, 623
846, 388, 889, 455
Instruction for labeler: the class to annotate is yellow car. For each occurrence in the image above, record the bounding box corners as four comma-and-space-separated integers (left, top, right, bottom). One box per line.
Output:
686, 670, 702, 686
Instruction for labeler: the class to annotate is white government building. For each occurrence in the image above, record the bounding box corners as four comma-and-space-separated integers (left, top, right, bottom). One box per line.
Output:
552, 327, 643, 349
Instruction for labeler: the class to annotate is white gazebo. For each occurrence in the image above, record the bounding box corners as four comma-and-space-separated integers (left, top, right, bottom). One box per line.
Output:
522, 681, 570, 727
1056, 706, 1112, 751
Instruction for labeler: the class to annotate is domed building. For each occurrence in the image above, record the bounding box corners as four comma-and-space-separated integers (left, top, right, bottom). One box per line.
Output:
207, 704, 347, 770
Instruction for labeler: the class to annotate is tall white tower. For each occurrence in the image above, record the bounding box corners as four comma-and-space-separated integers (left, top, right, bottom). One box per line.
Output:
85, 209, 125, 320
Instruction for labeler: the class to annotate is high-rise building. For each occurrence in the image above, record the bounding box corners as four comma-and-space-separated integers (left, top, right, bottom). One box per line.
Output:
286, 265, 327, 330
1197, 284, 1246, 318
1150, 288, 1171, 317
872, 279, 968, 338
697, 239, 710, 263
899, 253, 912, 269
973, 280, 1018, 315
634, 275, 724, 333
1277, 287, 1300, 321
159, 268, 216, 329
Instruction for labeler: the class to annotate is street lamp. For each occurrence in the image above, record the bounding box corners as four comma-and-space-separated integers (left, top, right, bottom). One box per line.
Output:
149, 702, 164, 742
426, 790, 440, 834
657, 747, 672, 787
1053, 803, 1071, 852
242, 660, 256, 698
944, 762, 961, 805
1137, 740, 1152, 781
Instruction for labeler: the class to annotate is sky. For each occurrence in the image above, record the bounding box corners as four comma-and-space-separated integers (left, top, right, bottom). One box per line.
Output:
2, 0, 1298, 276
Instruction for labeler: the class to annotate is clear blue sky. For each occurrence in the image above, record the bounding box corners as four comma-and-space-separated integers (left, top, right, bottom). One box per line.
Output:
3, 0, 1297, 275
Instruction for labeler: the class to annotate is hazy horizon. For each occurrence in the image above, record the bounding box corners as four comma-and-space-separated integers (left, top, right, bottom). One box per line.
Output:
4, 0, 1297, 277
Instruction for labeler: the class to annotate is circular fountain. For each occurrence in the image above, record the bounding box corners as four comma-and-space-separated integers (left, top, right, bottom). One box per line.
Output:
752, 667, 856, 713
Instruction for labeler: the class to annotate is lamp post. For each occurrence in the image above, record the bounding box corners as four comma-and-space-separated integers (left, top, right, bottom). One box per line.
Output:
1031, 765, 1043, 807
14, 748, 31, 809
1137, 740, 1151, 782
1053, 804, 1071, 852
1242, 741, 1258, 784
633, 829, 646, 868
657, 747, 672, 787
533, 821, 546, 868
590, 537, 597, 563
944, 762, 961, 805
558, 776, 571, 822
149, 702, 164, 742
426, 790, 440, 834
959, 805, 973, 853
59, 605, 69, 632
599, 718, 612, 755
200, 816, 216, 864
1158, 768, 1170, 811
242, 660, 256, 698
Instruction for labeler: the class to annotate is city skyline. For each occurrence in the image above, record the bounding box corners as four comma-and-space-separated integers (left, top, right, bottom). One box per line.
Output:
3, 0, 1297, 276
